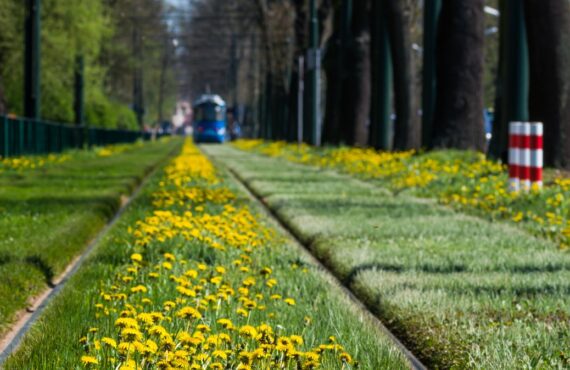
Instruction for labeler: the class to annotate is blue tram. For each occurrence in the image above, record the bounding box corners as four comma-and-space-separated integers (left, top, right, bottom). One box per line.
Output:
192, 94, 227, 143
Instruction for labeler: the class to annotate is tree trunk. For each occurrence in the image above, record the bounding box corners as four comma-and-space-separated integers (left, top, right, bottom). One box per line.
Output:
432, 0, 485, 151
385, 0, 420, 150
341, 0, 371, 146
322, 1, 344, 145
322, 38, 342, 144
525, 0, 570, 169
287, 0, 307, 142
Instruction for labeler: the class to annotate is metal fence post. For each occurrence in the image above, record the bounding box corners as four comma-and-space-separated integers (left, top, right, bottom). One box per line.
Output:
19, 119, 25, 155
2, 116, 8, 158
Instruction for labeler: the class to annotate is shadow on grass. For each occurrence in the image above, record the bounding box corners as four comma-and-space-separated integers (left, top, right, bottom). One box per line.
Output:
342, 262, 570, 286
0, 195, 121, 218
24, 255, 55, 287
268, 197, 446, 220
343, 262, 570, 296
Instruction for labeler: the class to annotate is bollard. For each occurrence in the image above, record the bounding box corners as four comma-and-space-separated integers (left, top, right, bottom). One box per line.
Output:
508, 122, 522, 192
530, 122, 543, 189
519, 123, 532, 191
509, 121, 543, 192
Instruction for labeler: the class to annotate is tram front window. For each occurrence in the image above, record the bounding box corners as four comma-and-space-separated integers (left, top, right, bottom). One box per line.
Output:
195, 104, 224, 121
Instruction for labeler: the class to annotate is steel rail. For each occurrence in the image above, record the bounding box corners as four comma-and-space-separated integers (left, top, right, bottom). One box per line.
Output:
0, 145, 180, 366
202, 146, 427, 370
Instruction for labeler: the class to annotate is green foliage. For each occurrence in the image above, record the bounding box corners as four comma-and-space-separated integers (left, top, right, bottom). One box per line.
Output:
0, 139, 179, 336
85, 90, 138, 130
0, 0, 175, 128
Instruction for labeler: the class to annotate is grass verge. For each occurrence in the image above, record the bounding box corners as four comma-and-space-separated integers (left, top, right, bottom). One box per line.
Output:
0, 139, 182, 335
213, 144, 570, 369
4, 140, 409, 369
233, 140, 570, 250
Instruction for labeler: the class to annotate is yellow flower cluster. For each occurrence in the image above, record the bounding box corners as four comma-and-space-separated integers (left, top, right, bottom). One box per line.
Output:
233, 140, 570, 249
0, 153, 69, 172
80, 140, 355, 369
95, 141, 145, 157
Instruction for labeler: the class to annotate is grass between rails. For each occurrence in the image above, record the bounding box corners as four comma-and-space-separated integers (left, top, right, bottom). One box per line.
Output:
4, 140, 409, 369
233, 140, 570, 250
0, 138, 182, 336
212, 145, 570, 369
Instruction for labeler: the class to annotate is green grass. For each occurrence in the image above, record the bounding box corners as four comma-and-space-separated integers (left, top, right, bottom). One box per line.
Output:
0, 139, 182, 335
209, 145, 570, 369
3, 143, 409, 369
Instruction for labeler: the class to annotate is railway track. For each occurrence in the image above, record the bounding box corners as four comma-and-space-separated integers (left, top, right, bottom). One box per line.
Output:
0, 145, 180, 367
204, 148, 427, 370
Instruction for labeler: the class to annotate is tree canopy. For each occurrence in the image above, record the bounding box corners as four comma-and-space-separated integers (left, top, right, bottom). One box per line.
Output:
0, 0, 176, 129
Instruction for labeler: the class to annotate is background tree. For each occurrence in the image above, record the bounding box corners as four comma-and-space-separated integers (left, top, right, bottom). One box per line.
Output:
432, 0, 486, 151
286, 0, 308, 142
101, 0, 176, 128
525, 0, 570, 169
385, 0, 420, 150
339, 0, 371, 146
180, 0, 293, 137
322, 0, 347, 145
0, 0, 174, 129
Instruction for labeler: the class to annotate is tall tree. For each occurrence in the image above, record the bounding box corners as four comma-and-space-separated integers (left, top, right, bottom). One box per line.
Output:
525, 0, 570, 169
322, 0, 346, 145
340, 0, 371, 146
431, 0, 485, 151
385, 0, 420, 150
287, 0, 308, 142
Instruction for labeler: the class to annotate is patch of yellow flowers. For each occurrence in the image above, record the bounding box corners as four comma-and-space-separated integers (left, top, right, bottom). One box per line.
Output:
79, 140, 355, 369
0, 153, 69, 171
95, 141, 146, 157
233, 140, 570, 249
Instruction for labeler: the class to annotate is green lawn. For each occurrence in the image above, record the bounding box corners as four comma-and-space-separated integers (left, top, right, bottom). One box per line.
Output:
0, 139, 181, 335
208, 145, 570, 369
4, 141, 409, 369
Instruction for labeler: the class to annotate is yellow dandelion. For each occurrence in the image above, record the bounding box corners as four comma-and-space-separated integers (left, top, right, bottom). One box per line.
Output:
80, 355, 98, 365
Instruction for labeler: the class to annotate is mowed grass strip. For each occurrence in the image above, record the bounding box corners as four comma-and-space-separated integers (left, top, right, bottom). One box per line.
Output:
4, 142, 409, 369
0, 139, 182, 335
208, 145, 570, 369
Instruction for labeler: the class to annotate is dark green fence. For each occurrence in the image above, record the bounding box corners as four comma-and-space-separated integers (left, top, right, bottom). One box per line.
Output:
1, 115, 155, 158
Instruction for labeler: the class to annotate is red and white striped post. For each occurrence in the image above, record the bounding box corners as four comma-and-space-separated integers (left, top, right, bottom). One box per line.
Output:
508, 121, 543, 192
530, 122, 543, 189
519, 123, 532, 191
508, 122, 522, 192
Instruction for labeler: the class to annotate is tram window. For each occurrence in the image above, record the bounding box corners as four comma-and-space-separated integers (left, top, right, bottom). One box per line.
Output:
195, 104, 225, 121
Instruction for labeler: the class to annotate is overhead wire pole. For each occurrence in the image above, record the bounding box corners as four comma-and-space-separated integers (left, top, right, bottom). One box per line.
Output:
489, 0, 528, 160
24, 0, 41, 120
230, 33, 238, 109
73, 54, 85, 148
421, 0, 441, 148
132, 23, 145, 128
297, 55, 304, 145
74, 55, 85, 126
306, 0, 320, 146
370, 0, 392, 150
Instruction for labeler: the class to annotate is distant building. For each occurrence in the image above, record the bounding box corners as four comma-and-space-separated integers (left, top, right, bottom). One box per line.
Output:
172, 101, 193, 135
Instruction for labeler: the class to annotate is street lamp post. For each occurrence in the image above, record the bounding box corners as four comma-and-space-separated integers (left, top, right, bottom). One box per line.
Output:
24, 0, 41, 120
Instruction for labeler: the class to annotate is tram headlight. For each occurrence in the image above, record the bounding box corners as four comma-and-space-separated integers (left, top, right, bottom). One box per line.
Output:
217, 128, 226, 135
